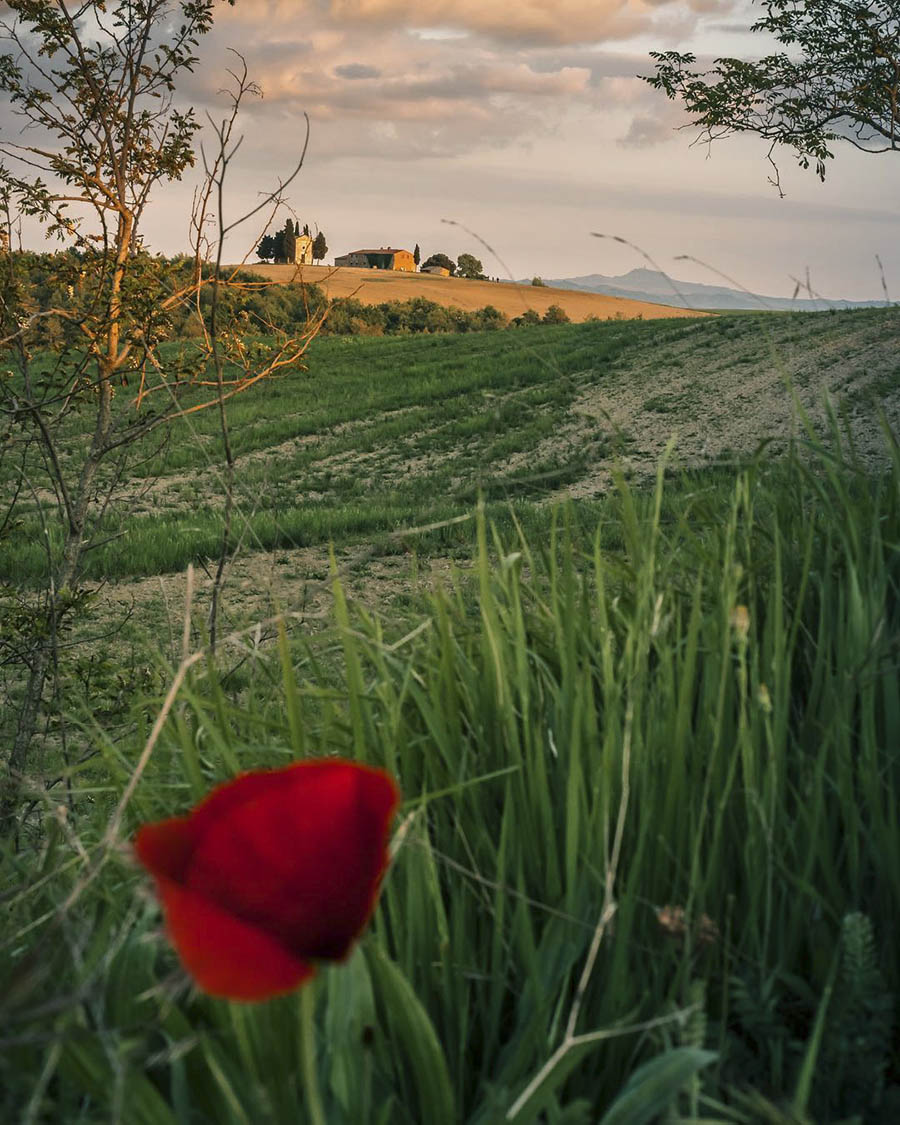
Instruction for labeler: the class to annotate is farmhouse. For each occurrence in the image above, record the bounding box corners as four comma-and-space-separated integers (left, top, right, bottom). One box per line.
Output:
334, 247, 416, 271
420, 264, 450, 276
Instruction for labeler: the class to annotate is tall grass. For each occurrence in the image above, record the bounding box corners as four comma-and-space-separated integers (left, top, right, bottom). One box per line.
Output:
3, 425, 898, 1122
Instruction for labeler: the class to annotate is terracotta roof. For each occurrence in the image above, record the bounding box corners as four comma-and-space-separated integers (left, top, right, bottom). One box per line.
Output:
342, 248, 412, 256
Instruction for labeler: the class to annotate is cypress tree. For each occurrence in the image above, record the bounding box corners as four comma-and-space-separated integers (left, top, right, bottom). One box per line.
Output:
283, 219, 296, 263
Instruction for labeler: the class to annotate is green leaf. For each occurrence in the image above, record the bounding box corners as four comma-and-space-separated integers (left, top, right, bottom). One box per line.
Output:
59, 1032, 180, 1125
325, 949, 377, 1118
364, 942, 456, 1125
598, 1048, 717, 1125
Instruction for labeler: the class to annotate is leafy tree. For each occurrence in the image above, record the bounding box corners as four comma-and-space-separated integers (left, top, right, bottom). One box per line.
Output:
457, 253, 485, 280
257, 233, 276, 260
273, 219, 297, 263
312, 231, 328, 261
0, 0, 222, 831
646, 0, 900, 191
475, 305, 507, 330
513, 308, 542, 326
320, 295, 519, 336
542, 304, 570, 324
421, 253, 456, 275
413, 243, 421, 266
531, 276, 546, 287
302, 222, 310, 237
0, 3, 313, 833
424, 304, 453, 332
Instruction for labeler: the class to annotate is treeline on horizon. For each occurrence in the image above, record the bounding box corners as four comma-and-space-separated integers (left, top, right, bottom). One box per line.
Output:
5, 250, 576, 344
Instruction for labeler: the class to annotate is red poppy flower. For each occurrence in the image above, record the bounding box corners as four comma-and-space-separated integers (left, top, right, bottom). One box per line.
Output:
134, 760, 399, 1001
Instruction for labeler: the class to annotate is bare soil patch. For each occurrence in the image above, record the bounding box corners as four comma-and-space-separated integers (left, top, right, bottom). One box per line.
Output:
554, 314, 900, 500
100, 541, 465, 662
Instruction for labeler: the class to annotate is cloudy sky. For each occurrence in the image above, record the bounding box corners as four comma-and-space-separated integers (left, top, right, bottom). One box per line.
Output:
16, 1, 900, 298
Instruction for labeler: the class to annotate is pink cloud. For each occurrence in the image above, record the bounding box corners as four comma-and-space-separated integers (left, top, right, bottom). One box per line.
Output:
166, 0, 736, 163
216, 0, 735, 46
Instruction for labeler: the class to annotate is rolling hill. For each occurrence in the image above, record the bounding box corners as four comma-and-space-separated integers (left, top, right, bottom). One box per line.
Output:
534, 266, 895, 311
242, 263, 706, 322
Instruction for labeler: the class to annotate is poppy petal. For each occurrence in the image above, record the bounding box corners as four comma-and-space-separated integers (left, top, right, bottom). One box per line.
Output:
183, 767, 297, 840
134, 816, 196, 882
152, 875, 314, 1001
183, 761, 399, 961
133, 770, 301, 882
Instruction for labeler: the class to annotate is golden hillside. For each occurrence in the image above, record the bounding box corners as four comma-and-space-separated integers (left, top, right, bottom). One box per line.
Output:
242, 263, 707, 323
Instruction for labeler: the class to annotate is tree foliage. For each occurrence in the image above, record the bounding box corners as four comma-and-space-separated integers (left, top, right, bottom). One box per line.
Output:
312, 230, 328, 261
513, 308, 542, 325
323, 295, 512, 335
456, 253, 485, 280
413, 242, 421, 266
542, 304, 570, 324
270, 218, 299, 263
421, 253, 456, 275
646, 0, 900, 190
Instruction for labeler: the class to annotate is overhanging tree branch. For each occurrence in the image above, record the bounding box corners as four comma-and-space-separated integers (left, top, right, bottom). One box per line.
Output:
645, 0, 899, 191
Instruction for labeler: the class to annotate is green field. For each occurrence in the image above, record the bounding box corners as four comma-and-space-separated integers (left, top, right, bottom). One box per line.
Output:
4, 306, 898, 589
3, 308, 900, 1122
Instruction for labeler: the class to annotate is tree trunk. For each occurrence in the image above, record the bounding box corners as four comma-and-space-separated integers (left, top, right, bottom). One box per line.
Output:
0, 450, 105, 838
0, 215, 124, 838
0, 647, 50, 838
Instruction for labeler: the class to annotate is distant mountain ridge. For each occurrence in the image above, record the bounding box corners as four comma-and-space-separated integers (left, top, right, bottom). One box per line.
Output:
528, 267, 893, 312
